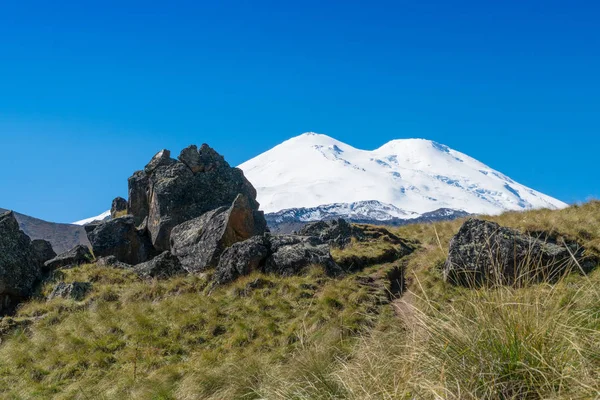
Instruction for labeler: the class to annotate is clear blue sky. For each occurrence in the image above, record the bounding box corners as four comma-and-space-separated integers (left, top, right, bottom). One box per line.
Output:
0, 0, 598, 223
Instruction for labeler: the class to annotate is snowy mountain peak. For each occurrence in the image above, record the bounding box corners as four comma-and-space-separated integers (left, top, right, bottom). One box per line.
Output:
239, 132, 567, 216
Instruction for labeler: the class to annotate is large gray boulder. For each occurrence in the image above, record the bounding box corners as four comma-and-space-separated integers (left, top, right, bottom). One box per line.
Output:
133, 251, 185, 279
215, 235, 271, 284
128, 144, 265, 251
170, 194, 266, 272
86, 216, 155, 265
44, 244, 94, 270
265, 235, 341, 277
297, 218, 362, 248
0, 211, 44, 315
444, 219, 598, 287
31, 239, 57, 268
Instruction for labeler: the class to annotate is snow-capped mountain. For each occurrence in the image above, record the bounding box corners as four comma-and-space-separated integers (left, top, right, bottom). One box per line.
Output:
73, 210, 111, 226
239, 132, 567, 218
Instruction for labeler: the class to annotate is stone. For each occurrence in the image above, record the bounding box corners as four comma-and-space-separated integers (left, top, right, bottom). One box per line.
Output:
133, 251, 185, 279
44, 244, 94, 270
127, 144, 265, 251
95, 256, 132, 269
86, 216, 155, 265
297, 218, 361, 248
31, 239, 57, 267
265, 235, 341, 277
0, 211, 43, 315
444, 219, 598, 287
110, 197, 128, 218
48, 281, 92, 301
170, 194, 265, 272
215, 235, 270, 284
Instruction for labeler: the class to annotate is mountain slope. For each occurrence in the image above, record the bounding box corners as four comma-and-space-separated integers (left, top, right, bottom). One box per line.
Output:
0, 208, 89, 254
239, 132, 567, 216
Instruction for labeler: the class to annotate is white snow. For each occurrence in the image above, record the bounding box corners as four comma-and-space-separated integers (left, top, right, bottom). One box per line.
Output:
238, 132, 567, 216
72, 210, 111, 226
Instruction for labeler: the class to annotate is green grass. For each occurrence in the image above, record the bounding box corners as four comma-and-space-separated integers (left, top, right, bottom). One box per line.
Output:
1, 201, 600, 399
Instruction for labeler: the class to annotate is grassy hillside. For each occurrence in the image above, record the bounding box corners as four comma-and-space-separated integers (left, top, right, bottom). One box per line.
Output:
1, 202, 599, 399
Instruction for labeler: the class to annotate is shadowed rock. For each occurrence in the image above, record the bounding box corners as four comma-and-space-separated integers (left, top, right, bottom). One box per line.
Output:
48, 281, 92, 301
128, 145, 265, 251
31, 239, 57, 267
297, 218, 362, 248
133, 251, 185, 279
265, 235, 341, 277
110, 197, 128, 218
444, 218, 598, 287
44, 245, 94, 271
170, 194, 266, 272
215, 235, 270, 284
87, 216, 155, 265
0, 211, 44, 315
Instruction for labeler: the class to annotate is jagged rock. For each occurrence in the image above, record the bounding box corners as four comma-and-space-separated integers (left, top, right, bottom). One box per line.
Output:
133, 251, 185, 279
95, 256, 131, 269
111, 197, 128, 218
265, 235, 341, 277
0, 211, 43, 315
44, 244, 94, 270
128, 170, 150, 226
170, 194, 266, 272
216, 235, 270, 284
31, 239, 57, 267
444, 219, 598, 287
297, 218, 361, 248
128, 144, 265, 251
48, 281, 92, 301
87, 216, 155, 265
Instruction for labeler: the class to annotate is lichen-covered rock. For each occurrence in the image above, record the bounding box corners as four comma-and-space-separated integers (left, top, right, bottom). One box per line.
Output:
31, 239, 56, 267
86, 216, 155, 265
265, 235, 341, 277
110, 197, 128, 218
170, 194, 266, 272
444, 218, 598, 287
215, 235, 270, 284
128, 144, 265, 251
297, 218, 362, 248
95, 255, 132, 269
0, 211, 43, 315
133, 251, 185, 279
44, 245, 94, 270
48, 281, 92, 301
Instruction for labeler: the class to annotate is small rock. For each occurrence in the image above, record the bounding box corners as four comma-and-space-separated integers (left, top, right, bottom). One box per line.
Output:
48, 281, 92, 301
298, 218, 361, 248
110, 197, 128, 218
44, 245, 94, 271
144, 149, 175, 174
133, 251, 185, 279
95, 255, 132, 269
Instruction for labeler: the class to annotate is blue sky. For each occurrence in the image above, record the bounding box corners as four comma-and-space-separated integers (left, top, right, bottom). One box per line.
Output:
0, 0, 598, 223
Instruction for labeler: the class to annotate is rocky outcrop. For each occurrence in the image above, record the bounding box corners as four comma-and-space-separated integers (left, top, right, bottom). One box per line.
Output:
215, 234, 341, 284
87, 216, 155, 265
133, 251, 185, 279
297, 218, 361, 248
444, 219, 598, 287
0, 211, 45, 315
48, 281, 92, 301
170, 194, 266, 272
128, 144, 265, 251
44, 245, 94, 270
110, 197, 128, 218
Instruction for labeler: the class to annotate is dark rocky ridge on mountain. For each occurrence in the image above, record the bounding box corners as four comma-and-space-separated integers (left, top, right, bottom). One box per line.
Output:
266, 206, 471, 234
0, 208, 89, 254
